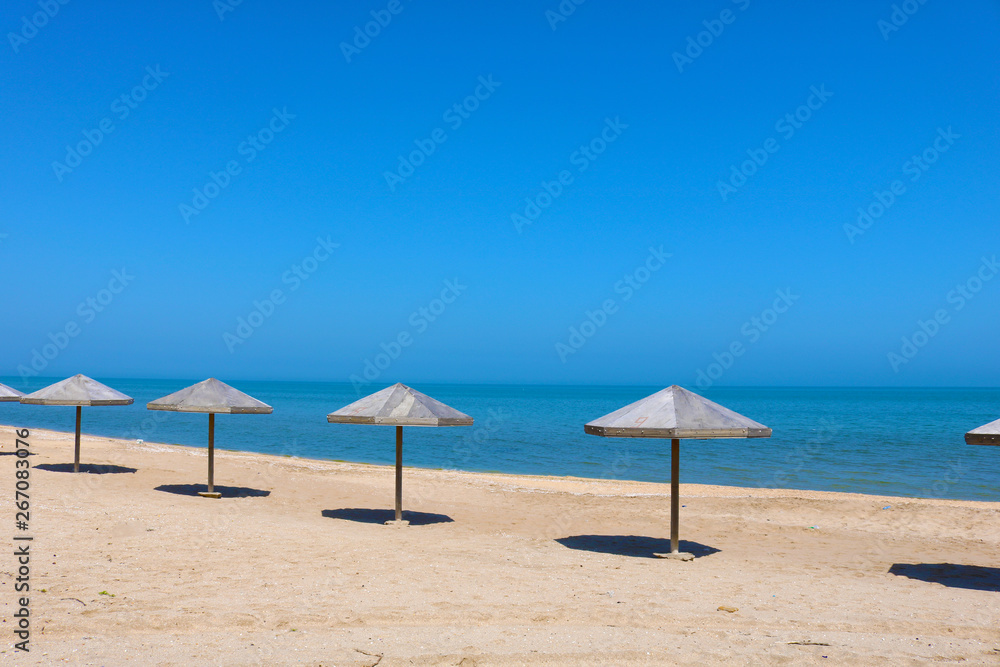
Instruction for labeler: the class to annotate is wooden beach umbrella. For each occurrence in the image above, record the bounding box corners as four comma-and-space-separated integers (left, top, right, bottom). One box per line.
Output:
0, 382, 24, 402
147, 378, 272, 498
327, 383, 473, 525
19, 375, 133, 472
965, 418, 1000, 446
584, 385, 771, 560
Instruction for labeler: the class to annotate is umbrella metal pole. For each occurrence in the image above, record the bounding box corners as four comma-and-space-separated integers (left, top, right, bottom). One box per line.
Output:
74, 406, 82, 473
671, 438, 680, 554
207, 413, 215, 494
395, 426, 403, 522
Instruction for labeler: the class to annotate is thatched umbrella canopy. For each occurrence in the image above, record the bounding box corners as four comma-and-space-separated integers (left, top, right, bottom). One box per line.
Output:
327, 383, 473, 524
0, 382, 24, 402
148, 378, 272, 498
20, 375, 133, 472
965, 418, 1000, 446
585, 385, 771, 560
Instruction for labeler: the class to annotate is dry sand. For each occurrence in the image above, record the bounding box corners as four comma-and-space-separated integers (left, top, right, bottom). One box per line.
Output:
1, 425, 998, 666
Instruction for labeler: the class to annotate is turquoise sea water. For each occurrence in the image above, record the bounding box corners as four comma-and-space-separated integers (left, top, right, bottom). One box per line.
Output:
2, 378, 998, 501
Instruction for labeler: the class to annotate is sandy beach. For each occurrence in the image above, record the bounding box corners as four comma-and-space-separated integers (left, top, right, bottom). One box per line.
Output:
1, 425, 998, 666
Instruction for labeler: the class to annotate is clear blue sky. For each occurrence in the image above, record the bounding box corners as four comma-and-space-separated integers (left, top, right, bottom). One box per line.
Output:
2, 1, 998, 387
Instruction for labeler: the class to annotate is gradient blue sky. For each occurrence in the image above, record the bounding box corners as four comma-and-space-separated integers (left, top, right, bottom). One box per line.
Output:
2, 1, 999, 387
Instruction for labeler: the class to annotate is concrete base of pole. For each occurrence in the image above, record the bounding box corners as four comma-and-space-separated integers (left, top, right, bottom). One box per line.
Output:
383, 519, 410, 527
198, 491, 222, 499
654, 551, 694, 561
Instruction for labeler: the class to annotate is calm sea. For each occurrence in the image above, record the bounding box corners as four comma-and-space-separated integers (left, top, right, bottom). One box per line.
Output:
2, 378, 998, 501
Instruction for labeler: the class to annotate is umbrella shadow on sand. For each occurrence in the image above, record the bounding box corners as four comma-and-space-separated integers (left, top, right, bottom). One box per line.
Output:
155, 484, 270, 499
556, 534, 720, 559
889, 563, 1000, 592
35, 463, 137, 474
322, 508, 453, 526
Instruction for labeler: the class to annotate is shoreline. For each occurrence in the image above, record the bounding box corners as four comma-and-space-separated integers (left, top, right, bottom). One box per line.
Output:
6, 381, 999, 504
7, 424, 997, 508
